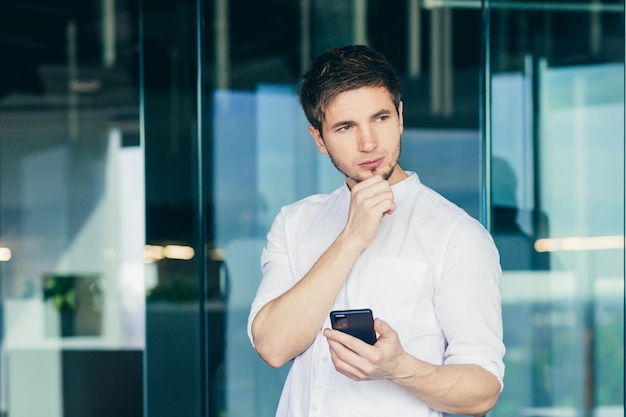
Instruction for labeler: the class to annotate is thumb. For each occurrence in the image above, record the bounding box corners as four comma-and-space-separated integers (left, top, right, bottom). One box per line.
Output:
374, 318, 392, 338
374, 319, 402, 349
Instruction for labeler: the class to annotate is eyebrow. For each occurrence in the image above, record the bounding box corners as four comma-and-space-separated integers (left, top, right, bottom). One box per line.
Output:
328, 109, 392, 130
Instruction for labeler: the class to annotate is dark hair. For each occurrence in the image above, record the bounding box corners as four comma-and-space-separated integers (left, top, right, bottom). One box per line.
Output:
298, 45, 401, 132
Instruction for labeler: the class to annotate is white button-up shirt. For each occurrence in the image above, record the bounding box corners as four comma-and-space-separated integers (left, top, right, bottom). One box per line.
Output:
248, 172, 505, 417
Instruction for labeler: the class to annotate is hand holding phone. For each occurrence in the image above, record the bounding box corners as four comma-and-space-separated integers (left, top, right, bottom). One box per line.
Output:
329, 309, 377, 345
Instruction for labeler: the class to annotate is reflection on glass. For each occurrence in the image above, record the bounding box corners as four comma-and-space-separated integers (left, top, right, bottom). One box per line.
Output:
489, 3, 624, 417
1, 1, 617, 416
0, 1, 144, 416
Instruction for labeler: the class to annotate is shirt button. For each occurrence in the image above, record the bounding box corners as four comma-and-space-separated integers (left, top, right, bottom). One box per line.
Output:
322, 356, 329, 363
311, 405, 319, 411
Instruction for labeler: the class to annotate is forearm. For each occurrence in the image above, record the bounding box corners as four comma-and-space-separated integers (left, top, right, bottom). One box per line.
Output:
391, 353, 501, 417
251, 232, 365, 367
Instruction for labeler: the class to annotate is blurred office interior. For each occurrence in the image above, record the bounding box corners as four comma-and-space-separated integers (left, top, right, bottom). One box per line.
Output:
0, 0, 623, 416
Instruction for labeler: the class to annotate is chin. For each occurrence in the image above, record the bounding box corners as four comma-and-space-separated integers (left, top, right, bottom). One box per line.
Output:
374, 165, 396, 181
348, 165, 395, 184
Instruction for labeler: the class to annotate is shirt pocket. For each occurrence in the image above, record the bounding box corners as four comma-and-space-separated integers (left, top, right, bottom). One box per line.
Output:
359, 257, 429, 322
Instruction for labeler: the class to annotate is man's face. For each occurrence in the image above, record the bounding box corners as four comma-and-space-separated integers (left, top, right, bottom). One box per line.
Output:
308, 86, 405, 189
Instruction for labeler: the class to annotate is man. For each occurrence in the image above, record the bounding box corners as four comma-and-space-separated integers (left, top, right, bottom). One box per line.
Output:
248, 44, 505, 417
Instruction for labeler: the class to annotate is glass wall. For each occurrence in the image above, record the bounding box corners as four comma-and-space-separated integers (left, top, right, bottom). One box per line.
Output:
195, 1, 625, 415
0, 1, 144, 416
0, 1, 623, 417
198, 1, 487, 415
486, 2, 625, 417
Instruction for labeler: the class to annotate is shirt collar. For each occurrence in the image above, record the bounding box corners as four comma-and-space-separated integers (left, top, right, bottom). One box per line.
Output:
390, 171, 418, 203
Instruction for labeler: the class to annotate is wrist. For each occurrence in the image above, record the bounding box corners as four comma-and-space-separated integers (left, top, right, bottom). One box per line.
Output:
390, 351, 415, 381
336, 228, 370, 254
390, 352, 437, 388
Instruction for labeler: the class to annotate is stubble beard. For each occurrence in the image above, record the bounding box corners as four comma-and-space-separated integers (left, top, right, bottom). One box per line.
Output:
328, 141, 401, 185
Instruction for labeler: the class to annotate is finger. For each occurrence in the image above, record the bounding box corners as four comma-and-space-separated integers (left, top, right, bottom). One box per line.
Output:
376, 198, 396, 217
325, 328, 371, 353
352, 176, 392, 200
327, 339, 370, 381
374, 318, 397, 340
374, 319, 399, 350
326, 329, 381, 371
351, 174, 386, 190
354, 188, 395, 217
374, 318, 386, 334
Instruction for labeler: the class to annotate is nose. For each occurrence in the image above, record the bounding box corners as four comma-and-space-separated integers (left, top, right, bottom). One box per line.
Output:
358, 126, 378, 152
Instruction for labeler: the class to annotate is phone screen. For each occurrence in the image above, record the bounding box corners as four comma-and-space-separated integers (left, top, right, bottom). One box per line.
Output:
329, 309, 377, 345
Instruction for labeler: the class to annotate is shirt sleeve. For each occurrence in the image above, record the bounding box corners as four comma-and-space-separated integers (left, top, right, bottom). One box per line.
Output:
434, 215, 506, 390
247, 207, 297, 347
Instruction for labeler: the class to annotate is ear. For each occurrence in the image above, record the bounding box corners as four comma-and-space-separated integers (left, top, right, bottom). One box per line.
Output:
308, 125, 329, 155
398, 101, 404, 135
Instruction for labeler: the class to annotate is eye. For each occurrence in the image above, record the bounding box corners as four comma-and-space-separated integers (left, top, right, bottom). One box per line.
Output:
376, 115, 389, 122
336, 124, 352, 132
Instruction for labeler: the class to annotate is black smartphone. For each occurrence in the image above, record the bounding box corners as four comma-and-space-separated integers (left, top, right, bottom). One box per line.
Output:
329, 308, 377, 345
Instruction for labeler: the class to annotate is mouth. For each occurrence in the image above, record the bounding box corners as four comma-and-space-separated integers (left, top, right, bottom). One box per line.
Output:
358, 157, 384, 171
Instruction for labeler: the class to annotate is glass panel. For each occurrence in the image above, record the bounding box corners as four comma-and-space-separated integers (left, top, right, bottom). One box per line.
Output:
0, 1, 144, 416
201, 1, 485, 415
140, 1, 207, 416
487, 2, 624, 417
